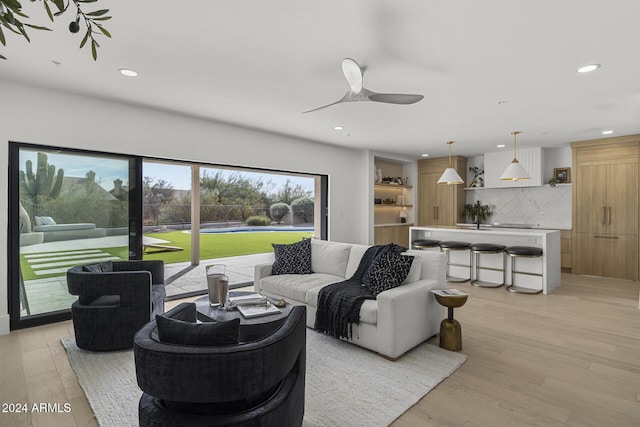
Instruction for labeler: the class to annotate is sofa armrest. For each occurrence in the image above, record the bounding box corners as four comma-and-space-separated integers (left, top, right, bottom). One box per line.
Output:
374, 278, 445, 357
254, 263, 273, 293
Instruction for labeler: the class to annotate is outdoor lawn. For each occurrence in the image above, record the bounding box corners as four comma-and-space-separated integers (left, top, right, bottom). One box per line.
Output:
19, 230, 313, 281
143, 230, 314, 264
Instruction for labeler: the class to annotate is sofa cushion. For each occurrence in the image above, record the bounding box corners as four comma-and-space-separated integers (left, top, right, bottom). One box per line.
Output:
405, 250, 443, 281
363, 250, 414, 296
306, 285, 377, 325
88, 295, 120, 307
260, 273, 343, 302
271, 238, 312, 275
344, 244, 371, 278
401, 252, 422, 284
311, 239, 351, 277
35, 216, 56, 226
155, 314, 240, 346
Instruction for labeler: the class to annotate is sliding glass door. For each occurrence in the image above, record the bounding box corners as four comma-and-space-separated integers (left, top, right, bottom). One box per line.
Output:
8, 142, 141, 329
8, 142, 328, 328
141, 160, 326, 299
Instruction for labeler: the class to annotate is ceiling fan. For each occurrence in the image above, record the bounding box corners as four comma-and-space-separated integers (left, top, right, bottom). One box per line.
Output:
303, 58, 424, 113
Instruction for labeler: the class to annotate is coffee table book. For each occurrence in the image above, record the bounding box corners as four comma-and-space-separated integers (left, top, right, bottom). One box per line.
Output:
229, 293, 282, 319
431, 289, 468, 297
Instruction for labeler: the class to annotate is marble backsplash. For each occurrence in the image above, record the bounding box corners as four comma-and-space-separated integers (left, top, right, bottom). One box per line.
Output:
465, 185, 572, 230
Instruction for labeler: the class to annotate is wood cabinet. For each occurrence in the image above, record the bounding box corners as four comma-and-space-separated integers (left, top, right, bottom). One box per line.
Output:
572, 136, 639, 280
374, 225, 411, 248
418, 156, 467, 226
560, 230, 571, 271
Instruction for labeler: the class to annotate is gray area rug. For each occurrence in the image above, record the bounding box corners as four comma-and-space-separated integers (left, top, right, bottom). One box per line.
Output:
62, 330, 466, 427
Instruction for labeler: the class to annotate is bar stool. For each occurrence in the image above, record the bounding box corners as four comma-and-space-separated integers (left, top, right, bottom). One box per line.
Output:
412, 239, 441, 250
470, 243, 506, 288
505, 246, 543, 294
439, 241, 472, 282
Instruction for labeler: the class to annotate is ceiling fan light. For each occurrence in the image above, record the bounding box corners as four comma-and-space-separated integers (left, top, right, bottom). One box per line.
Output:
437, 168, 465, 185
500, 159, 531, 181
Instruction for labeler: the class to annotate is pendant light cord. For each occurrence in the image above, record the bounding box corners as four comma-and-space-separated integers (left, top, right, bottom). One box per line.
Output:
511, 131, 521, 161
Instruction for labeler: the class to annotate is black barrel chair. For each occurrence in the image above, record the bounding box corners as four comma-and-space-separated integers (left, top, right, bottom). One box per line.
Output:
134, 303, 306, 427
67, 260, 166, 351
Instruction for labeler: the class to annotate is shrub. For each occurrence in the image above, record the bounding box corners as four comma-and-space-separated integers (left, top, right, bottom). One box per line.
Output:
269, 203, 290, 224
291, 197, 314, 222
246, 216, 271, 226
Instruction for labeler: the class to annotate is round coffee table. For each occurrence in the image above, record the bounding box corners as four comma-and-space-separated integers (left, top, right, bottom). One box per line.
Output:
194, 291, 293, 342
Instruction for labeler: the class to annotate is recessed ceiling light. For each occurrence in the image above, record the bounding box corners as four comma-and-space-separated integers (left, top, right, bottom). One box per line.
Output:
118, 68, 138, 77
602, 130, 614, 135
334, 126, 344, 130
497, 144, 506, 148
421, 154, 429, 157
577, 64, 601, 73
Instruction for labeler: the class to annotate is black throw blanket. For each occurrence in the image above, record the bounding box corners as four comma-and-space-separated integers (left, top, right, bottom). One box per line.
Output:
314, 245, 390, 340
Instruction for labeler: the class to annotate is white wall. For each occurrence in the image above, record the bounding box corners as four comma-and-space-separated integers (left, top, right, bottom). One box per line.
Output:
0, 80, 368, 333
465, 147, 573, 229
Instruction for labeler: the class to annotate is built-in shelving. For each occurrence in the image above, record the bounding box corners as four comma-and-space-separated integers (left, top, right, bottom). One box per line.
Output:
464, 183, 572, 191
374, 184, 413, 189
373, 157, 415, 246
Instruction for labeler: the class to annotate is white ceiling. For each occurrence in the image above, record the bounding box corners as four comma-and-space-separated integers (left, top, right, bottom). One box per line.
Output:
2, 0, 640, 158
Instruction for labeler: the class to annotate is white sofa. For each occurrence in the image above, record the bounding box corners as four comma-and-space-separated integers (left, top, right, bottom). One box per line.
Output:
254, 239, 446, 359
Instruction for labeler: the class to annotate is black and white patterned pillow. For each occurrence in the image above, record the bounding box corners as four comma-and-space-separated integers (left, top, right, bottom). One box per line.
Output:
363, 249, 414, 296
82, 262, 113, 273
271, 238, 312, 275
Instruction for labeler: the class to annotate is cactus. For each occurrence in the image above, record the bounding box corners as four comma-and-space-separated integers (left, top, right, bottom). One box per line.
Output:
19, 152, 65, 204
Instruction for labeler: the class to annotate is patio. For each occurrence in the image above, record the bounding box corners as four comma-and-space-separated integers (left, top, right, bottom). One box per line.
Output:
19, 235, 272, 317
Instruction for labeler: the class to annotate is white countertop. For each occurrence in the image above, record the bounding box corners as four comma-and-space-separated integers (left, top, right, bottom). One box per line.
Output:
455, 223, 570, 231
415, 226, 561, 236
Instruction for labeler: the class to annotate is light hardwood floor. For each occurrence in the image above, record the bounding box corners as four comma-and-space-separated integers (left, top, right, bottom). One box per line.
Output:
1, 274, 639, 426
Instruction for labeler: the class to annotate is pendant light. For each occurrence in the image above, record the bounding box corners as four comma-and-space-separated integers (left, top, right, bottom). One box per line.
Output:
500, 131, 531, 181
437, 141, 464, 185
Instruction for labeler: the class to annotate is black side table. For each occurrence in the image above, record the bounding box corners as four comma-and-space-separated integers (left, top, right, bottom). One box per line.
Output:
194, 291, 293, 342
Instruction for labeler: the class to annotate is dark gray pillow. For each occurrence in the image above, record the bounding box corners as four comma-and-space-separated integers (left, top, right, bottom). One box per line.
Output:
363, 249, 414, 296
155, 314, 240, 346
82, 262, 113, 273
271, 238, 312, 275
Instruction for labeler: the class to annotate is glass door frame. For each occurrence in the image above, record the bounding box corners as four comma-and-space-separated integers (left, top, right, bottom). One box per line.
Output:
8, 141, 143, 330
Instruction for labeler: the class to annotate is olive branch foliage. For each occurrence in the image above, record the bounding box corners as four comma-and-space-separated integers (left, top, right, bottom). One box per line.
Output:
0, 0, 111, 60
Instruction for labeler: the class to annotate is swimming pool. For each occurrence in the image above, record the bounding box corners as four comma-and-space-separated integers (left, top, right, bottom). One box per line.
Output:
198, 226, 314, 234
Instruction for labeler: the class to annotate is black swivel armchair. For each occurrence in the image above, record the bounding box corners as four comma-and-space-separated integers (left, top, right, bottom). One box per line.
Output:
67, 260, 166, 351
134, 303, 306, 427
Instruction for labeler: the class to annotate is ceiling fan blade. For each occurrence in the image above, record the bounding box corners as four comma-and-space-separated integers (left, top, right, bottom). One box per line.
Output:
302, 92, 351, 113
368, 92, 424, 104
342, 58, 364, 93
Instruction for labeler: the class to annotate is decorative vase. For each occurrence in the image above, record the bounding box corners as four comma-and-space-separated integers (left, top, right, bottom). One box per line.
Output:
376, 169, 383, 184
206, 264, 229, 307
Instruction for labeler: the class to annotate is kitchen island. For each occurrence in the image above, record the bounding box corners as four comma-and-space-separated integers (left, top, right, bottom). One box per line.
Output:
410, 226, 561, 294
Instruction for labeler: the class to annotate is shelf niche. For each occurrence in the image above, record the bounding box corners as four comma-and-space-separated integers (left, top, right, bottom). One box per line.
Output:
373, 157, 415, 246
